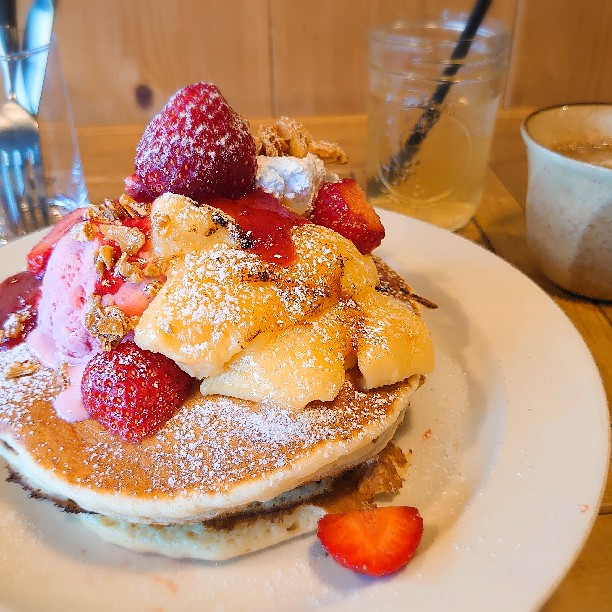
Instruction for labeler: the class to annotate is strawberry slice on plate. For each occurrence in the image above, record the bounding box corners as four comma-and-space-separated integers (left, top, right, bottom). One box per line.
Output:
317, 506, 424, 576
27, 208, 85, 276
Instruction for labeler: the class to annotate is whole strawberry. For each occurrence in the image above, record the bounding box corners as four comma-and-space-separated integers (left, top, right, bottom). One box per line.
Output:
81, 341, 193, 442
131, 82, 257, 200
309, 178, 385, 254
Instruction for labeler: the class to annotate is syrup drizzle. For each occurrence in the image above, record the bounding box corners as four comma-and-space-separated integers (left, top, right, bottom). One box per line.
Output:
206, 189, 308, 265
0, 271, 42, 350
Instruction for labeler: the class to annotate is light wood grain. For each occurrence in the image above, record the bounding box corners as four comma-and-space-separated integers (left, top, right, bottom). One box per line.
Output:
53, 0, 272, 124
270, 0, 516, 116
23, 0, 609, 125
506, 0, 612, 107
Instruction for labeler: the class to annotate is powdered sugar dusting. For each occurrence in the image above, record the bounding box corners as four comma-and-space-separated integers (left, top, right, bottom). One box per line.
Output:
135, 223, 378, 379
0, 340, 404, 499
0, 345, 59, 432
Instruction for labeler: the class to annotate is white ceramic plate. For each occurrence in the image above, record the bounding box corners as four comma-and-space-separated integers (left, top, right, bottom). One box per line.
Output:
0, 211, 608, 611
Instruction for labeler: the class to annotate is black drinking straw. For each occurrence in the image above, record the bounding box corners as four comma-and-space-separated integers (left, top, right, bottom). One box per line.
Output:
368, 0, 493, 197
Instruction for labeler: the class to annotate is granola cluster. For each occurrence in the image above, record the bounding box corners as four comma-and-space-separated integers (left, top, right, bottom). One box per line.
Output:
254, 117, 348, 165
0, 311, 31, 345
86, 194, 152, 222
84, 295, 140, 352
70, 197, 165, 351
4, 359, 39, 380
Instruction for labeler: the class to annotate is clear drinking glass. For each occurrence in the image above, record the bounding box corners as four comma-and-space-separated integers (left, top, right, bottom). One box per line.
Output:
366, 14, 509, 231
0, 33, 87, 244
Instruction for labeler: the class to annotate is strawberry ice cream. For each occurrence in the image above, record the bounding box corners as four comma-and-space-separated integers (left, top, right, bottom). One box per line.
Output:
27, 231, 100, 368
25, 231, 101, 422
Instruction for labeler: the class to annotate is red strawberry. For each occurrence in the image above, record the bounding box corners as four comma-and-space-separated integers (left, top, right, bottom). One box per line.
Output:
123, 173, 154, 203
81, 341, 193, 442
309, 179, 385, 254
317, 506, 423, 576
132, 82, 257, 201
27, 207, 85, 276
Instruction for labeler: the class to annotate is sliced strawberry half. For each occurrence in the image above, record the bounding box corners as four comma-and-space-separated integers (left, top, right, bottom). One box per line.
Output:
317, 506, 423, 576
309, 178, 385, 254
27, 208, 85, 276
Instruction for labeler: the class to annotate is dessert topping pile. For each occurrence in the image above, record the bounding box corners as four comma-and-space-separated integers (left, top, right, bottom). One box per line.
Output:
0, 81, 429, 575
0, 81, 435, 432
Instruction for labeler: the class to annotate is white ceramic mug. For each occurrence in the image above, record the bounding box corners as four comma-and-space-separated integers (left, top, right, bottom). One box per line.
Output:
521, 104, 612, 300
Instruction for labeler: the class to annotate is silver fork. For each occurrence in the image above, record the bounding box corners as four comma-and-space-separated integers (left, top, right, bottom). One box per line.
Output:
0, 24, 48, 239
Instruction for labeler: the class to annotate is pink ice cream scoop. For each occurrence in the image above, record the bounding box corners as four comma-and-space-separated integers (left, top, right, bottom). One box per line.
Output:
27, 232, 100, 367
26, 220, 162, 422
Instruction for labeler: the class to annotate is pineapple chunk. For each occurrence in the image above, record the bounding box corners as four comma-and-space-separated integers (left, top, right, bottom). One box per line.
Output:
135, 222, 379, 379
292, 224, 379, 297
135, 245, 291, 378
354, 290, 434, 389
199, 304, 352, 410
150, 193, 239, 263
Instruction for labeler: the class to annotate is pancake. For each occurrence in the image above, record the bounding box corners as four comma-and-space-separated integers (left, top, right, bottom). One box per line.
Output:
77, 440, 411, 561
0, 257, 431, 558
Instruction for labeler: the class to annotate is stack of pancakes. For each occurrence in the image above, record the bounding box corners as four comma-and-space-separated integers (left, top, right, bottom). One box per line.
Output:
0, 251, 432, 560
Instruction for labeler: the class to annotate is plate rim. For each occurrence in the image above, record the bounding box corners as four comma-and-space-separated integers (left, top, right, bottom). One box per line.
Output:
0, 212, 609, 611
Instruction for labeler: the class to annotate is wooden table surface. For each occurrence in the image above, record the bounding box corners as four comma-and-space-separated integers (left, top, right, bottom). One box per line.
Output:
77, 108, 611, 610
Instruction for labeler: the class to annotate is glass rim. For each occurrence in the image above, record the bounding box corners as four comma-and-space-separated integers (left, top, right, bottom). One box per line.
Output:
369, 13, 509, 51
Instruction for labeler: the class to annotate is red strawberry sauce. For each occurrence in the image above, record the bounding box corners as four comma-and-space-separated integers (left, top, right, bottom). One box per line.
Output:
0, 271, 42, 350
208, 189, 308, 265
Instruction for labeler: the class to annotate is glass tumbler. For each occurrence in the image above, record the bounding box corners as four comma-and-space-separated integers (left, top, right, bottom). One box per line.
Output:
0, 31, 88, 245
366, 14, 509, 231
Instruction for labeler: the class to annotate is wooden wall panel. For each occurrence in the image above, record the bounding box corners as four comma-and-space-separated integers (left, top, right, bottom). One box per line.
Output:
270, 0, 517, 116
505, 0, 612, 107
52, 0, 272, 124
16, 0, 609, 125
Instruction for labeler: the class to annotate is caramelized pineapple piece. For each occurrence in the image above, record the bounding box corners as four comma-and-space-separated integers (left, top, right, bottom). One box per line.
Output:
287, 224, 379, 298
135, 223, 379, 379
199, 304, 352, 410
354, 290, 434, 389
150, 193, 239, 264
135, 245, 290, 378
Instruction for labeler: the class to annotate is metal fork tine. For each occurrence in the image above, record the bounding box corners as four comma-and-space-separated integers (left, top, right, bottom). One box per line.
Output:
12, 150, 25, 203
15, 149, 40, 234
0, 151, 19, 236
21, 148, 48, 232
11, 149, 28, 233
29, 144, 49, 226
21, 151, 36, 233
0, 149, 21, 233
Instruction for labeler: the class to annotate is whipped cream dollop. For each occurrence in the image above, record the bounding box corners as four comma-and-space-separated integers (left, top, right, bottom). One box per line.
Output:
255, 153, 326, 214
